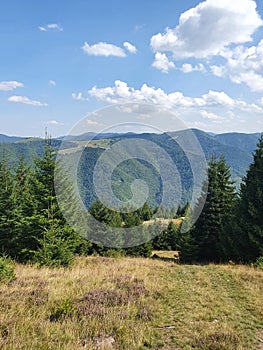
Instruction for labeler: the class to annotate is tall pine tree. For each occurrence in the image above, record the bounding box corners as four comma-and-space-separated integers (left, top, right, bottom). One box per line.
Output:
27, 137, 81, 266
0, 158, 17, 257
232, 136, 263, 262
191, 156, 236, 262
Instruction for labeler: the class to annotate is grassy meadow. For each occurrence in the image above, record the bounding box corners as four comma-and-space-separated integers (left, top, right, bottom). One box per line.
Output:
0, 257, 262, 350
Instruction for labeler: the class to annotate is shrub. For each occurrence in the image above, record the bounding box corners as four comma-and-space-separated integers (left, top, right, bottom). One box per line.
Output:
253, 256, 263, 269
49, 298, 76, 322
0, 256, 16, 282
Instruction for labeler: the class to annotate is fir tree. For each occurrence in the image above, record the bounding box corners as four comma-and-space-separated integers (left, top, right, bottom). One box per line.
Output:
0, 159, 17, 256
233, 136, 263, 261
26, 137, 81, 265
191, 156, 236, 262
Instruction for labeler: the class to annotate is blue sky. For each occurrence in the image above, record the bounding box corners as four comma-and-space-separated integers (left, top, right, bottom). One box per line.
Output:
1, 0, 263, 136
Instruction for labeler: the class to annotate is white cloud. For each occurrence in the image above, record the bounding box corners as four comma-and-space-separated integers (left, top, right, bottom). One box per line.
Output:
47, 120, 62, 125
38, 23, 63, 32
82, 42, 126, 57
210, 65, 225, 77
49, 80, 56, 86
71, 80, 263, 132
201, 90, 235, 107
200, 110, 223, 120
0, 81, 23, 91
150, 0, 262, 59
181, 63, 206, 73
72, 92, 88, 101
152, 52, 175, 73
87, 80, 261, 115
123, 41, 137, 53
210, 39, 263, 91
8, 95, 48, 106
86, 119, 100, 125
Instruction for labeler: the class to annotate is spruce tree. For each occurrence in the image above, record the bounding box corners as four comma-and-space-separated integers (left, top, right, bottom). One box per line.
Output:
152, 221, 178, 250
191, 156, 236, 262
12, 157, 37, 260
0, 158, 17, 256
27, 137, 81, 265
233, 136, 263, 261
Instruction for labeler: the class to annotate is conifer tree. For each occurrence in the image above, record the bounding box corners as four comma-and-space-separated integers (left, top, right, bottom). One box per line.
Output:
152, 221, 179, 250
191, 156, 236, 262
233, 136, 263, 261
12, 157, 37, 260
27, 137, 81, 265
0, 159, 17, 256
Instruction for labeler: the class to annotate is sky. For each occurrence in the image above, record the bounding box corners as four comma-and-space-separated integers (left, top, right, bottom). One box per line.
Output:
1, 0, 263, 137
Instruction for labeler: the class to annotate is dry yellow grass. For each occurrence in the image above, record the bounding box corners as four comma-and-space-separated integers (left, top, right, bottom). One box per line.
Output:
143, 218, 183, 227
0, 257, 262, 349
151, 250, 180, 259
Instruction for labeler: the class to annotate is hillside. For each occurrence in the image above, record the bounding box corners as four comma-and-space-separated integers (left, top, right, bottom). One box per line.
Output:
0, 257, 262, 349
0, 129, 261, 206
0, 134, 27, 143
214, 132, 261, 153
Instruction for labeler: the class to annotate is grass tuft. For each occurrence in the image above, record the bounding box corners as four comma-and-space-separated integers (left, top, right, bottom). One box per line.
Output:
0, 257, 262, 349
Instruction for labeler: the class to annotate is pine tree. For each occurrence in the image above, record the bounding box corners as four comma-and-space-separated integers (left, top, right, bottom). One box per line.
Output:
191, 156, 236, 262
152, 221, 179, 250
26, 137, 81, 265
139, 202, 153, 221
233, 136, 263, 261
90, 200, 122, 227
12, 157, 37, 260
0, 158, 17, 256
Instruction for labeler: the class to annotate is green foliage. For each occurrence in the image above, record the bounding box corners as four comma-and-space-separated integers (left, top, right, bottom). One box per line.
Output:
151, 221, 196, 262
0, 256, 16, 282
125, 241, 152, 258
0, 137, 84, 266
191, 156, 236, 262
253, 256, 263, 269
232, 136, 263, 262
90, 200, 122, 227
0, 160, 17, 256
152, 222, 179, 251
1, 132, 262, 265
49, 298, 76, 322
103, 249, 125, 258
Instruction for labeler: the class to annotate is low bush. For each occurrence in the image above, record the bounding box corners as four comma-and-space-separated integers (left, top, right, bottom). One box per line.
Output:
0, 256, 16, 282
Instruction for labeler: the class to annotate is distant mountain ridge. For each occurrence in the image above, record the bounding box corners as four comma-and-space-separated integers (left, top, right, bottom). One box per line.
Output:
0, 129, 261, 200
0, 134, 28, 143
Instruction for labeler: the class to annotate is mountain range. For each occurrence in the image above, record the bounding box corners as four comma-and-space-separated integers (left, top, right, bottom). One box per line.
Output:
0, 129, 261, 207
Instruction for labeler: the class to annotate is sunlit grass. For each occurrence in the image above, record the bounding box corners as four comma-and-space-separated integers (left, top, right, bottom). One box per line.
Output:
0, 257, 262, 349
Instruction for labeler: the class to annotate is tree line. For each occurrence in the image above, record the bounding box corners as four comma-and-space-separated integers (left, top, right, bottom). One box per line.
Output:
0, 136, 262, 266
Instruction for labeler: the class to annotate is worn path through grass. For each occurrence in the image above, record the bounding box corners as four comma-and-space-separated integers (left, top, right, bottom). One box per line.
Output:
0, 257, 262, 349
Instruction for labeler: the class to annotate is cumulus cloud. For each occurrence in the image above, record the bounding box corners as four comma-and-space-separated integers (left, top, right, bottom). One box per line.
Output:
86, 119, 100, 126
150, 0, 262, 59
152, 52, 175, 73
181, 63, 205, 73
72, 92, 88, 101
84, 80, 263, 132
82, 42, 126, 57
210, 39, 263, 91
47, 120, 61, 125
123, 41, 137, 53
38, 23, 63, 32
8, 95, 48, 106
87, 80, 261, 114
49, 80, 56, 86
0, 81, 23, 91
200, 110, 223, 120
